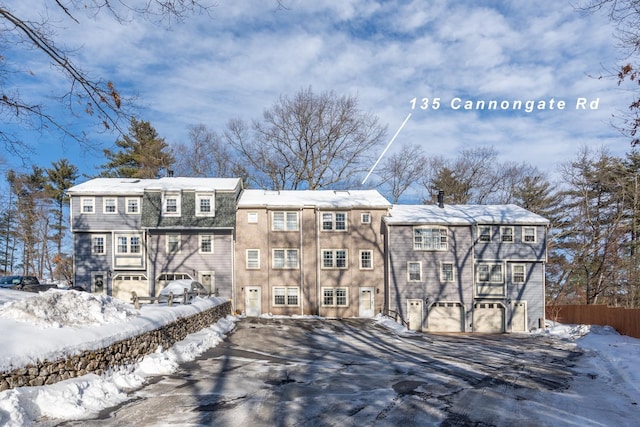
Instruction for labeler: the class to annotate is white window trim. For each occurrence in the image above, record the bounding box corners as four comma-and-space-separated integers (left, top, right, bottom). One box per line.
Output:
272, 211, 299, 231
272, 248, 299, 269
500, 226, 514, 243
162, 192, 181, 216
321, 287, 349, 307
272, 286, 300, 307
166, 233, 182, 254
114, 233, 143, 255
247, 212, 258, 223
321, 212, 348, 232
91, 234, 106, 255
407, 261, 422, 282
522, 227, 537, 243
322, 249, 348, 269
512, 264, 526, 284
81, 197, 95, 214
476, 263, 504, 283
413, 227, 448, 251
361, 212, 371, 224
103, 197, 118, 214
246, 249, 260, 269
478, 225, 492, 242
195, 192, 215, 217
359, 250, 373, 270
126, 197, 141, 215
441, 262, 455, 282
199, 234, 214, 254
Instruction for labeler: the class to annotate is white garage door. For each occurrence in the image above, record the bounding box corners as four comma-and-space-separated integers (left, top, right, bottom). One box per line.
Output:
428, 302, 465, 332
112, 274, 148, 301
473, 302, 505, 333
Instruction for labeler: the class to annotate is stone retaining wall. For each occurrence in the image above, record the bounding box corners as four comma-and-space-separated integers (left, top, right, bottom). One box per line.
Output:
0, 300, 231, 391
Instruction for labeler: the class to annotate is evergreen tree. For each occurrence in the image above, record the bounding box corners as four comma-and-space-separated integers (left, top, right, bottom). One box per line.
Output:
46, 159, 79, 262
100, 118, 175, 178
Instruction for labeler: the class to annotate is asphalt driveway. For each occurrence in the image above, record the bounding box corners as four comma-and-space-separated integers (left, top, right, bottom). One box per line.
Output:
58, 317, 633, 426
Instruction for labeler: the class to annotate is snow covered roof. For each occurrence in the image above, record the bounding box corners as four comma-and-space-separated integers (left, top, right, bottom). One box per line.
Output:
238, 189, 392, 209
67, 177, 242, 195
384, 204, 550, 226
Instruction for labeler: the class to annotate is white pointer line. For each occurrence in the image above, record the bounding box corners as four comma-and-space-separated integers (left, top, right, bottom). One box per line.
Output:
362, 112, 412, 185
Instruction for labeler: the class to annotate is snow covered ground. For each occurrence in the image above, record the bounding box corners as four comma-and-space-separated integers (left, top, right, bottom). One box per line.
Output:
0, 288, 638, 426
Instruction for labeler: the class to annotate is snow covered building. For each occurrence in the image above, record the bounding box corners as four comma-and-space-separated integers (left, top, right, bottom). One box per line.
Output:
383, 203, 550, 333
234, 189, 392, 317
67, 177, 243, 300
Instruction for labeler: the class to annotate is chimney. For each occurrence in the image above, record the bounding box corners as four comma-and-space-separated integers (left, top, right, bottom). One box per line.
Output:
437, 190, 444, 208
167, 170, 174, 177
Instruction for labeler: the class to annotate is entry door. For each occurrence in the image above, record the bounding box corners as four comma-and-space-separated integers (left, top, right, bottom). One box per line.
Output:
407, 299, 423, 331
91, 272, 106, 295
511, 301, 527, 332
359, 287, 375, 317
200, 272, 215, 295
245, 287, 261, 317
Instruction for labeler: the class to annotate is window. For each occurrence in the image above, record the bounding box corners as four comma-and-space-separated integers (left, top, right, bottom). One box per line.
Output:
413, 227, 447, 250
247, 212, 258, 223
103, 197, 117, 214
273, 249, 299, 269
512, 264, 526, 284
408, 262, 422, 281
361, 213, 371, 224
157, 273, 192, 281
441, 263, 454, 282
92, 235, 106, 255
500, 227, 514, 243
246, 249, 260, 269
115, 234, 142, 255
322, 287, 348, 306
359, 250, 373, 270
199, 234, 213, 253
167, 234, 181, 254
81, 197, 95, 214
322, 212, 347, 231
273, 287, 299, 306
273, 211, 298, 231
196, 193, 215, 217
477, 263, 503, 283
523, 227, 536, 243
322, 249, 348, 269
126, 197, 140, 214
163, 193, 181, 216
478, 226, 492, 242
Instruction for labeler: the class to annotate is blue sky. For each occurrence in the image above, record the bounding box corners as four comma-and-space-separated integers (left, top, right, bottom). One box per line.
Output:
0, 0, 632, 195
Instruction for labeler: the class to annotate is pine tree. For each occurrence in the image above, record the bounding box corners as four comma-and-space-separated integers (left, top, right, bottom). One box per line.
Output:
99, 118, 175, 178
46, 159, 79, 262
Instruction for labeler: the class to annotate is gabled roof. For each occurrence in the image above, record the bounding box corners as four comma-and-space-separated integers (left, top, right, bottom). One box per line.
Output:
67, 177, 242, 195
238, 189, 392, 209
384, 204, 549, 226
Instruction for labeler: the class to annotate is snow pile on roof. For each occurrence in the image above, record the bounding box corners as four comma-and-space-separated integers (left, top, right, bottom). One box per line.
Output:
0, 290, 139, 328
67, 177, 242, 195
384, 203, 549, 225
238, 189, 392, 208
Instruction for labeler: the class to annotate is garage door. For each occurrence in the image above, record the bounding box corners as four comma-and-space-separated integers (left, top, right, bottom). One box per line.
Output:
473, 302, 505, 333
112, 274, 148, 301
428, 302, 465, 332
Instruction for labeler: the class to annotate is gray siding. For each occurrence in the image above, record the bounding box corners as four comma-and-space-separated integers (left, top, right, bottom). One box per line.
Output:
505, 261, 545, 331
73, 232, 112, 289
473, 225, 547, 260
71, 196, 142, 231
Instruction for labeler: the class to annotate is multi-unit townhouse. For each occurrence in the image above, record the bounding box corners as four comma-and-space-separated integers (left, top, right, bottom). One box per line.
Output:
383, 202, 550, 333
67, 177, 243, 300
234, 189, 392, 317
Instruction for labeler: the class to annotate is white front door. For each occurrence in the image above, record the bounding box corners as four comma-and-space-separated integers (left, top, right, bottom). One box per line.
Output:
511, 301, 527, 332
245, 287, 261, 317
407, 299, 423, 331
359, 287, 375, 317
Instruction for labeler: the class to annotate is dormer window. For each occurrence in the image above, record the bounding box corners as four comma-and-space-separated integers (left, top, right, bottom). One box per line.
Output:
196, 192, 215, 217
162, 192, 181, 216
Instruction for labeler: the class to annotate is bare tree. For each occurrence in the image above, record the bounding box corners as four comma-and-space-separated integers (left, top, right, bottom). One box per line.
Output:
172, 124, 236, 177
225, 87, 387, 190
0, 1, 214, 153
377, 143, 428, 203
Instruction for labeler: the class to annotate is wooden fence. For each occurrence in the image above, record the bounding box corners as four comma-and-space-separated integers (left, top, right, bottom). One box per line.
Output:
546, 305, 640, 339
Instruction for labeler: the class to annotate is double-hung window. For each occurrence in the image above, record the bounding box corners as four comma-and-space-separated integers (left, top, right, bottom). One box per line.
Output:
103, 197, 117, 214
163, 193, 181, 216
478, 226, 492, 242
273, 287, 299, 306
512, 264, 526, 284
408, 262, 422, 281
115, 234, 142, 254
246, 249, 260, 269
273, 249, 299, 269
523, 227, 537, 243
322, 287, 348, 306
167, 234, 181, 254
199, 234, 213, 254
322, 249, 348, 269
500, 227, 514, 243
92, 235, 106, 255
477, 263, 503, 283
126, 197, 140, 214
359, 250, 373, 270
413, 227, 447, 250
273, 211, 298, 231
476, 262, 505, 296
196, 192, 215, 217
322, 212, 347, 231
441, 263, 454, 282
81, 197, 95, 214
